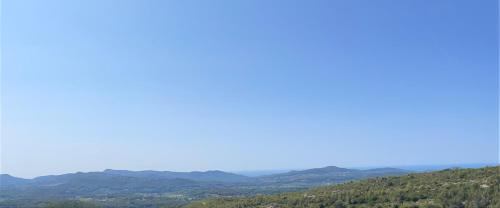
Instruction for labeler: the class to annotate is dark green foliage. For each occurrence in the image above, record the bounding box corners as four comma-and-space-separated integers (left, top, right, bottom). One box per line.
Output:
185, 166, 500, 208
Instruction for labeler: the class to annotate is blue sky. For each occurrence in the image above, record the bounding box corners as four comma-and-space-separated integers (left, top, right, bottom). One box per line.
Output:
1, 0, 498, 178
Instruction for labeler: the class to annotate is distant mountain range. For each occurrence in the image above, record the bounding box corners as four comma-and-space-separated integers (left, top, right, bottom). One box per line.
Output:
0, 166, 409, 207
1, 166, 409, 189
101, 169, 250, 183
0, 174, 31, 187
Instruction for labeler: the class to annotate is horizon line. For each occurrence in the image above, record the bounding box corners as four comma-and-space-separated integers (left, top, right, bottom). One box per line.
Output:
2, 162, 498, 180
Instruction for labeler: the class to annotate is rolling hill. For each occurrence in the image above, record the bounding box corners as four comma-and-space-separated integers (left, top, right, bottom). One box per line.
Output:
257, 166, 408, 186
101, 169, 251, 183
0, 174, 30, 187
0, 166, 408, 207
185, 166, 500, 208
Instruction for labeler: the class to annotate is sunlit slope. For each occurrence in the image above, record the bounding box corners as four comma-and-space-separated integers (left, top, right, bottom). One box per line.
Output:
185, 166, 500, 208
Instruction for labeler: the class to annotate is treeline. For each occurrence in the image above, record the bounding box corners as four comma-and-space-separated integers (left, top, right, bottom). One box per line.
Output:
185, 166, 500, 208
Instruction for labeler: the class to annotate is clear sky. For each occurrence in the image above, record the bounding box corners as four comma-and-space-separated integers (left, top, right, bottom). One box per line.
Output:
1, 0, 498, 178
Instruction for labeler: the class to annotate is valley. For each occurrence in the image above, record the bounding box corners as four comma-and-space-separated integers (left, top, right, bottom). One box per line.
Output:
0, 166, 409, 208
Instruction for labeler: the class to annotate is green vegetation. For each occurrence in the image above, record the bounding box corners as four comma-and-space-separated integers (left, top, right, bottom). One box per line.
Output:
0, 167, 406, 208
185, 166, 500, 208
2, 167, 497, 208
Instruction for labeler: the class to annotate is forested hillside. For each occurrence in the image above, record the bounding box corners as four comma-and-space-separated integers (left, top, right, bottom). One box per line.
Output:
0, 167, 407, 208
185, 166, 500, 208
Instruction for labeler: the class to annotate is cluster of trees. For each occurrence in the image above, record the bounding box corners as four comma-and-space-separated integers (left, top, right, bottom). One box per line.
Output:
185, 166, 500, 208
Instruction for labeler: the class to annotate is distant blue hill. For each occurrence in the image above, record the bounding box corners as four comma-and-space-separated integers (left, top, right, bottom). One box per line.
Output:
0, 174, 30, 187
101, 169, 250, 183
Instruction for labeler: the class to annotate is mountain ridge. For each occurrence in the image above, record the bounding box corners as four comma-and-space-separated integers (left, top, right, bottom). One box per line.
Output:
1, 166, 409, 185
0, 174, 31, 187
0, 166, 409, 208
